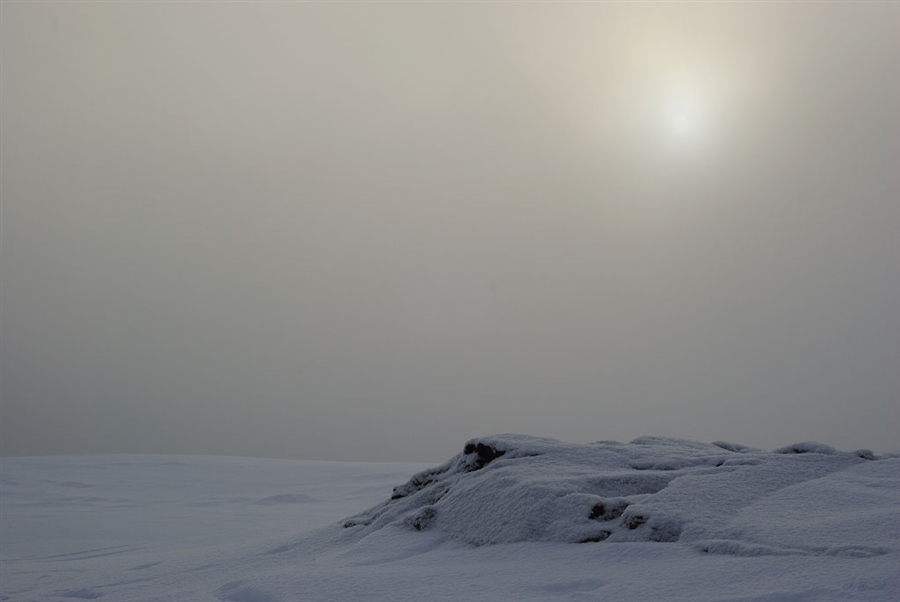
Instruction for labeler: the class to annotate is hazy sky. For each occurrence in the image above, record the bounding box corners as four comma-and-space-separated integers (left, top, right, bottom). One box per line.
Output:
2, 2, 898, 462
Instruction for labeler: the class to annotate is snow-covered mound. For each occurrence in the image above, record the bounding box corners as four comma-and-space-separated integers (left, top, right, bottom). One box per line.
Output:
2, 445, 897, 601
340, 434, 893, 555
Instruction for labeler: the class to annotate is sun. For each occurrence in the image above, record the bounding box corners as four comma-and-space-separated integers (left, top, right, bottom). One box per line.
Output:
666, 105, 695, 135
662, 94, 704, 138
655, 82, 713, 154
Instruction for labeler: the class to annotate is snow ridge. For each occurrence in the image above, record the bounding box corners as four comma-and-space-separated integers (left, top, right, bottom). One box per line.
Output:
340, 434, 886, 552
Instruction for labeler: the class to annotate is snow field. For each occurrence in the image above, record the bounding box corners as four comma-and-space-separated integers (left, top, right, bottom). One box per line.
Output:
1, 436, 897, 601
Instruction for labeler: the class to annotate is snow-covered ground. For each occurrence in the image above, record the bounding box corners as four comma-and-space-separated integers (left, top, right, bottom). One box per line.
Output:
1, 436, 898, 601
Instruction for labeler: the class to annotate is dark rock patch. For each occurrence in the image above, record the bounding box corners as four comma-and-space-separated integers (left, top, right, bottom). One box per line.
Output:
391, 465, 451, 499
463, 442, 506, 471
578, 531, 611, 543
406, 507, 437, 531
624, 515, 647, 530
774, 442, 836, 455
589, 501, 628, 521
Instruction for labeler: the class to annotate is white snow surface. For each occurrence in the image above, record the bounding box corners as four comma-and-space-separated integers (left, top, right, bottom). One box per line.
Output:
2, 435, 898, 601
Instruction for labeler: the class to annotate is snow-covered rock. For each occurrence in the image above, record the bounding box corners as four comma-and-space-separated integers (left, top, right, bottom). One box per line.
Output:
340, 434, 891, 555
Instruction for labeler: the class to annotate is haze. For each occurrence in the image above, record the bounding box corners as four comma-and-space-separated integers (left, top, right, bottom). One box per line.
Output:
1, 2, 898, 462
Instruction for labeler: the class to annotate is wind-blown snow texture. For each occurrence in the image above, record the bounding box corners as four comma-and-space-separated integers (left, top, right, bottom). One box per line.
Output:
344, 435, 891, 552
2, 436, 898, 601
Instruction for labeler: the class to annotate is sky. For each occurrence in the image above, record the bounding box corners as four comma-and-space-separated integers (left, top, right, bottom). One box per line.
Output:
1, 2, 898, 463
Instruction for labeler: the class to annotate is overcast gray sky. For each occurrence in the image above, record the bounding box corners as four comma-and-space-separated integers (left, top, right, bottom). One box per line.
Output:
1, 2, 898, 462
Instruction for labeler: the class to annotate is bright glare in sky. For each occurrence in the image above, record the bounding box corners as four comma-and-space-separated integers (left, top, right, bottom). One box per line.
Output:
666, 105, 694, 135
656, 81, 713, 154
663, 95, 704, 136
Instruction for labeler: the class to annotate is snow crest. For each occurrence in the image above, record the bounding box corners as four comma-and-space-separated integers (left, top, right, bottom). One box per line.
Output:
340, 434, 881, 549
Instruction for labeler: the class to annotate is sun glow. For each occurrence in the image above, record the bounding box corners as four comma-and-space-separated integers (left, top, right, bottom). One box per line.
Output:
653, 79, 716, 157
666, 105, 695, 135
662, 87, 708, 137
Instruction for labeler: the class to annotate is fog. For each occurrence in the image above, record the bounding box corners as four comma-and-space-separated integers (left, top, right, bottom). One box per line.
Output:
2, 2, 898, 462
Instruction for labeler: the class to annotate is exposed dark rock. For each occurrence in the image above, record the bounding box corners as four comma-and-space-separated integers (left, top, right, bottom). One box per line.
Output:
391, 464, 451, 499
711, 441, 760, 453
578, 531, 611, 543
589, 501, 628, 521
463, 442, 506, 471
774, 442, 837, 455
625, 515, 647, 530
406, 507, 437, 531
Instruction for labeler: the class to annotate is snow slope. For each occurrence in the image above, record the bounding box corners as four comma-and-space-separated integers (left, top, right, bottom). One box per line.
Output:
2, 436, 898, 601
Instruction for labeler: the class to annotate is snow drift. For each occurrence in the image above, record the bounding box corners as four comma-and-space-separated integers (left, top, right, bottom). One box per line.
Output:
339, 434, 893, 555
